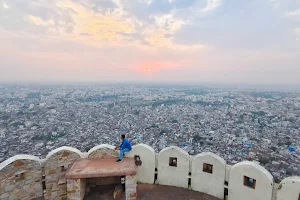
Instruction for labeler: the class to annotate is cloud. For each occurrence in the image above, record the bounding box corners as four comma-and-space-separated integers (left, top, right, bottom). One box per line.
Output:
80, 32, 92, 36
201, 0, 222, 13
0, 0, 76, 34
2, 2, 10, 9
28, 15, 55, 26
72, 0, 118, 12
174, 0, 300, 53
0, 0, 220, 50
286, 8, 300, 16
0, 0, 300, 84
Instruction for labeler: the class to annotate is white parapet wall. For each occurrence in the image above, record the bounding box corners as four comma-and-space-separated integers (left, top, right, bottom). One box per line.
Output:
228, 161, 274, 200
1, 144, 299, 200
157, 146, 190, 188
87, 144, 119, 159
191, 152, 226, 199
277, 176, 300, 200
126, 144, 156, 184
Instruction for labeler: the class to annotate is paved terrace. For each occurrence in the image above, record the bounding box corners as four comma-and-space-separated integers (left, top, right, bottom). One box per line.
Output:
85, 184, 222, 200
65, 158, 222, 200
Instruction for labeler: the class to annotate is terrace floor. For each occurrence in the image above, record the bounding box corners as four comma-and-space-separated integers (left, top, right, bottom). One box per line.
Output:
85, 183, 222, 200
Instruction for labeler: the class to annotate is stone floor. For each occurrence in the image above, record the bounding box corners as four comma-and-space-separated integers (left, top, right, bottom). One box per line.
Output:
84, 184, 222, 200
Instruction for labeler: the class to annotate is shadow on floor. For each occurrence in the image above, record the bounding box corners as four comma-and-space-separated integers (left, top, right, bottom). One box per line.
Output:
85, 184, 118, 200
85, 184, 222, 200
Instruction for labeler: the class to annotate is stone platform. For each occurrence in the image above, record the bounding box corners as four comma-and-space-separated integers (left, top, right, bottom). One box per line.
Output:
66, 158, 136, 179
65, 158, 137, 200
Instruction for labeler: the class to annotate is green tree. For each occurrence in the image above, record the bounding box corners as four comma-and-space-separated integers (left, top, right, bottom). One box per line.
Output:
285, 141, 292, 146
270, 146, 277, 151
171, 119, 178, 123
259, 157, 271, 165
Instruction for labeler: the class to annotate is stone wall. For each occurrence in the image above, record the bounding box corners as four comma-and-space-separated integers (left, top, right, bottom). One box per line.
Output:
66, 178, 86, 200
125, 175, 137, 200
44, 147, 83, 200
1, 144, 299, 200
87, 144, 119, 159
0, 155, 43, 200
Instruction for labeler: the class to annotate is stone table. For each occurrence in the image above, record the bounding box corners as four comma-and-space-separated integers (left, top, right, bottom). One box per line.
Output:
66, 158, 137, 200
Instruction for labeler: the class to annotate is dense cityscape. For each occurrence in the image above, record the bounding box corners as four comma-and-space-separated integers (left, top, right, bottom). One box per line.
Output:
0, 84, 299, 183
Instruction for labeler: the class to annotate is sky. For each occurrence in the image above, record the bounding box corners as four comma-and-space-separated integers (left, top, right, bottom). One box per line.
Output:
0, 0, 300, 84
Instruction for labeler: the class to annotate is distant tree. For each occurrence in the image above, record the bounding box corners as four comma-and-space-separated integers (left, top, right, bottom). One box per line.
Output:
285, 141, 292, 146
171, 119, 178, 123
259, 156, 271, 165
286, 170, 293, 176
278, 142, 284, 146
107, 103, 114, 109
160, 128, 169, 134
270, 146, 277, 151
193, 135, 202, 142
151, 124, 159, 128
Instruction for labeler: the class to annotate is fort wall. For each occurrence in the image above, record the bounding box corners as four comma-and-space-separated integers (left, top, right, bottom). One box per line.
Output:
0, 144, 299, 200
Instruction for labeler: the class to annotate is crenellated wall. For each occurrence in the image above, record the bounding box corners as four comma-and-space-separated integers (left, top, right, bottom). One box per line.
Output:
228, 161, 274, 200
0, 155, 43, 200
87, 144, 119, 159
277, 176, 300, 200
191, 152, 226, 199
157, 146, 190, 188
126, 144, 156, 184
0, 144, 299, 200
44, 147, 83, 200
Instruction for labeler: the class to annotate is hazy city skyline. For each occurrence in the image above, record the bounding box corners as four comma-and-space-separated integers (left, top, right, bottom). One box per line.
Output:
1, 0, 300, 84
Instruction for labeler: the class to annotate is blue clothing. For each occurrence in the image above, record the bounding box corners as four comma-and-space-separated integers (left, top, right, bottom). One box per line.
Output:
119, 148, 131, 160
119, 138, 132, 151
118, 138, 132, 160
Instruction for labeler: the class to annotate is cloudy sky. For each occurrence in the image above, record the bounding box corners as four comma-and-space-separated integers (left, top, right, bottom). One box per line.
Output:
0, 0, 299, 84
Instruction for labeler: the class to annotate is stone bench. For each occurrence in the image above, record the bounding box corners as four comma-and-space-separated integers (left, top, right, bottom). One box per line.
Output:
66, 158, 137, 200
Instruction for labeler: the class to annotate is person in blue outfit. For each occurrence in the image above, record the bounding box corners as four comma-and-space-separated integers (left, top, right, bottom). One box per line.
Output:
115, 134, 132, 162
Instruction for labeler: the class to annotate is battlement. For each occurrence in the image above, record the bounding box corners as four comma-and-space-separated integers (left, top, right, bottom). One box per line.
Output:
0, 144, 299, 200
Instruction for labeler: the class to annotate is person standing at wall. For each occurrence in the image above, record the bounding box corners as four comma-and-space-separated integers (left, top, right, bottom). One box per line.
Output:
114, 134, 132, 162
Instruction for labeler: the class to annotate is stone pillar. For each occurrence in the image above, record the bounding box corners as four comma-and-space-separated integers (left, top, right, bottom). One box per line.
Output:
67, 179, 85, 200
125, 175, 137, 200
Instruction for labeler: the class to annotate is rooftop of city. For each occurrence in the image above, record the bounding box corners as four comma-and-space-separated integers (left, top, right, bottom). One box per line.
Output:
0, 84, 299, 184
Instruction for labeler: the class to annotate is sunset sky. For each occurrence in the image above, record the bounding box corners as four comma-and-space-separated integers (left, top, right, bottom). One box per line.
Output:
0, 0, 300, 84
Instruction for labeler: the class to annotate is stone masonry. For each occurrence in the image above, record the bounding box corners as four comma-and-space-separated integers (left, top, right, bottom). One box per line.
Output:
1, 144, 299, 200
44, 147, 82, 200
0, 155, 43, 200
88, 145, 119, 159
125, 175, 137, 200
66, 179, 86, 200
65, 158, 137, 200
